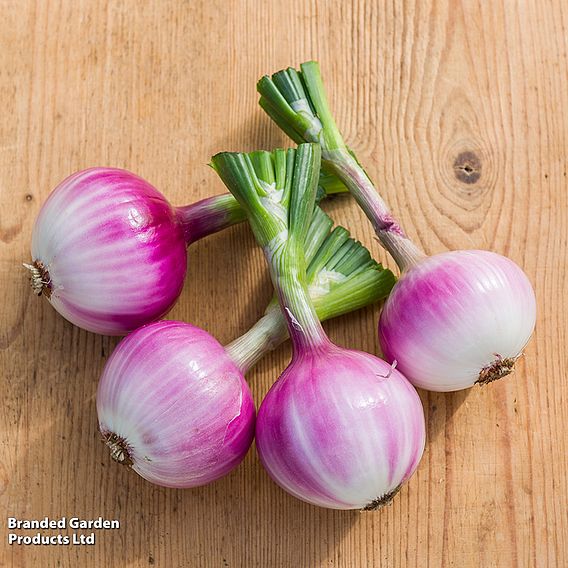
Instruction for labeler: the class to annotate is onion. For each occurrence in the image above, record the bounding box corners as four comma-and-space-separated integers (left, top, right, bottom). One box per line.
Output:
378, 251, 536, 391
212, 144, 425, 509
26, 167, 245, 335
258, 61, 537, 392
256, 345, 425, 509
97, 206, 395, 488
97, 321, 255, 488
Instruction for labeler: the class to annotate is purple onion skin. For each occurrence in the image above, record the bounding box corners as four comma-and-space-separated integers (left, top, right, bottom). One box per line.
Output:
97, 321, 256, 488
379, 250, 537, 392
255, 345, 425, 510
30, 168, 187, 335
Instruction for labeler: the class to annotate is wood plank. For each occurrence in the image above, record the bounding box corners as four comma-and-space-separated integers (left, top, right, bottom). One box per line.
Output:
0, 1, 566, 566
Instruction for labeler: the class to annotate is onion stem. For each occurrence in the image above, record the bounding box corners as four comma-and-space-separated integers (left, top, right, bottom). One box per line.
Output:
257, 61, 426, 272
226, 207, 395, 371
213, 145, 360, 356
176, 194, 246, 244
225, 303, 286, 373
213, 145, 328, 351
176, 169, 348, 245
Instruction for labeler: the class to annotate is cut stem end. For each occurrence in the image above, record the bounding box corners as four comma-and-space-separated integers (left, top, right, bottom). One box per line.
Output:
476, 356, 516, 386
23, 260, 51, 298
362, 484, 403, 511
102, 431, 133, 467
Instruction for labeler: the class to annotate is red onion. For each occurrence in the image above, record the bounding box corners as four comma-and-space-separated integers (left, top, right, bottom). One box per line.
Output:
97, 321, 255, 488
26, 167, 246, 335
258, 61, 536, 392
212, 144, 425, 509
256, 345, 425, 509
97, 206, 395, 488
378, 251, 536, 391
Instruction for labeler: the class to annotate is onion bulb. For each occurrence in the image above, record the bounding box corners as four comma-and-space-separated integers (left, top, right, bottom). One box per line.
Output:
26, 167, 248, 335
97, 320, 256, 488
256, 345, 425, 509
379, 250, 536, 391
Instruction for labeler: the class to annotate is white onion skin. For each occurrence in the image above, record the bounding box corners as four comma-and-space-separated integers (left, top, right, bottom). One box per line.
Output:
255, 345, 425, 510
30, 168, 187, 335
97, 321, 256, 488
379, 250, 537, 392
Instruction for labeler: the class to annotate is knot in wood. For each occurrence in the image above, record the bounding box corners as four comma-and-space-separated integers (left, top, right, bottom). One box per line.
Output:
453, 151, 482, 184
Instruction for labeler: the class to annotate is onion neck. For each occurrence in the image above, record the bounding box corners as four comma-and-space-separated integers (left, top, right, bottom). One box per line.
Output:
269, 239, 332, 355
225, 302, 287, 374
225, 240, 395, 374
326, 149, 426, 272
227, 249, 334, 367
175, 181, 344, 246
210, 145, 333, 355
175, 193, 246, 245
257, 61, 426, 273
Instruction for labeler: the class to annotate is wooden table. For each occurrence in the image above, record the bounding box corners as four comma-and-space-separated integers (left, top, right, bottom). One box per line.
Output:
1, 1, 566, 566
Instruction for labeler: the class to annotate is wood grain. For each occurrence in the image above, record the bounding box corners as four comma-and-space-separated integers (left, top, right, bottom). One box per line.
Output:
1, 1, 566, 566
